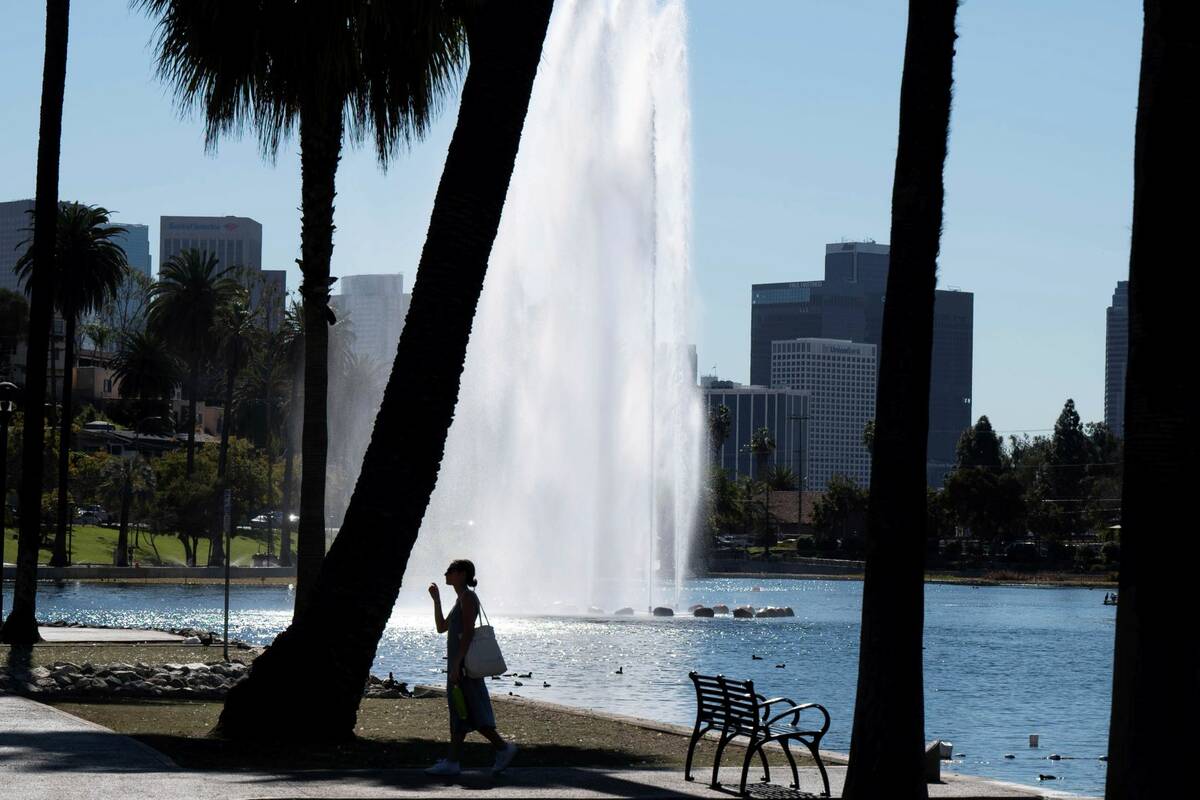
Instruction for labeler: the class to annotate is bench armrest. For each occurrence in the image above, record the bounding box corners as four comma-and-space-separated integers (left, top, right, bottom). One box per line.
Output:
756, 693, 798, 720
764, 702, 831, 736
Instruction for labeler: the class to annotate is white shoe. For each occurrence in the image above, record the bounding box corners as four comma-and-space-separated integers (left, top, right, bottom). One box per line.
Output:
492, 742, 518, 775
424, 759, 461, 776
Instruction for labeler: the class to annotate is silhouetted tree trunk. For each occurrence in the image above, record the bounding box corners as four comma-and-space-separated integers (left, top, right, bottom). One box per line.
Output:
1106, 3, 1198, 797
293, 105, 342, 619
216, 0, 554, 740
50, 312, 75, 566
2, 0, 69, 645
842, 2, 957, 797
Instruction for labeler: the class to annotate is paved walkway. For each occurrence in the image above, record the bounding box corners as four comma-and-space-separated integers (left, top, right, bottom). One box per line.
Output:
37, 627, 186, 644
0, 696, 1092, 799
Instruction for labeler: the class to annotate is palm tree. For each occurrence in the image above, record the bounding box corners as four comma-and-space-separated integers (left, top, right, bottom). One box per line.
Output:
209, 291, 259, 566
16, 202, 128, 567
276, 301, 305, 568
140, 0, 468, 617
841, 2, 958, 797
1106, 3, 1196, 796
148, 249, 238, 479
0, 289, 30, 381
2, 0, 70, 646
99, 454, 155, 567
707, 404, 731, 466
216, 0, 554, 741
235, 341, 287, 557
110, 329, 180, 420
748, 426, 775, 481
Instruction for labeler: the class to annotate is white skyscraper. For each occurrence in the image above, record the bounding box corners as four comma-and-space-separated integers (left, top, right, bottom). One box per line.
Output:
770, 338, 877, 489
330, 274, 410, 367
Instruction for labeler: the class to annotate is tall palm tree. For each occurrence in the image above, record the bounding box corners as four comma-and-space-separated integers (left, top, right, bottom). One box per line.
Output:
749, 426, 775, 481
110, 329, 180, 420
2, 0, 70, 646
841, 2, 958, 797
16, 202, 128, 567
1106, 3, 1196, 796
235, 344, 287, 557
209, 291, 259, 566
216, 0, 554, 741
277, 300, 306, 568
140, 0, 468, 616
148, 249, 238, 479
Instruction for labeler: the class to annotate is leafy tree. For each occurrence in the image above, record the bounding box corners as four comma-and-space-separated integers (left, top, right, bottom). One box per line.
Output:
216, 0, 554, 741
15, 202, 128, 567
141, 0, 469, 617
862, 418, 875, 455
812, 474, 869, 549
955, 415, 1002, 468
843, 1, 959, 795
148, 248, 239, 484
0, 289, 29, 380
3, 0, 70, 645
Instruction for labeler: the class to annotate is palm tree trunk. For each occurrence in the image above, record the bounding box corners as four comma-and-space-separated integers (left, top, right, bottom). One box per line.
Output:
265, 396, 274, 559
114, 475, 131, 567
184, 359, 199, 476
209, 365, 234, 567
1, 0, 69, 646
280, 379, 298, 567
842, 2, 957, 797
1106, 3, 1197, 796
216, 0, 554, 740
293, 105, 342, 619
50, 313, 75, 567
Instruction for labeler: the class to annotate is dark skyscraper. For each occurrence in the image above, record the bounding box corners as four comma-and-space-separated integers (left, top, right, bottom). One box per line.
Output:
1105, 280, 1129, 437
749, 241, 974, 485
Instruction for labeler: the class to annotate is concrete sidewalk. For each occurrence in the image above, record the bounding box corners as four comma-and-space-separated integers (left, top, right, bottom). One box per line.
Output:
0, 695, 1092, 799
37, 627, 186, 644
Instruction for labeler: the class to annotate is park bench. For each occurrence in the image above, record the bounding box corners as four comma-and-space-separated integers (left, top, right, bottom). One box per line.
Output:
685, 671, 831, 797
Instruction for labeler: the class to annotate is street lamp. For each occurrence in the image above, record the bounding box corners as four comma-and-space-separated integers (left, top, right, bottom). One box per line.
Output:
0, 381, 20, 624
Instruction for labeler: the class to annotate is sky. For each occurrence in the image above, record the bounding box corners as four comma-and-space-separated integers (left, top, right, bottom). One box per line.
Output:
0, 1, 1142, 436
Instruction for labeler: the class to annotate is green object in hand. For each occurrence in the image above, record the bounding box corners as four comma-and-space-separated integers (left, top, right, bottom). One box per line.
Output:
450, 685, 469, 720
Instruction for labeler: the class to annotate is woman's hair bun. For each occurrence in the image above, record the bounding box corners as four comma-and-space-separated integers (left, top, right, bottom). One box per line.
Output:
468, 577, 478, 588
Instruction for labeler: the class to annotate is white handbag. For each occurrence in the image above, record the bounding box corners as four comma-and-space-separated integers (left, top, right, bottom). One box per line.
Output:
464, 598, 508, 679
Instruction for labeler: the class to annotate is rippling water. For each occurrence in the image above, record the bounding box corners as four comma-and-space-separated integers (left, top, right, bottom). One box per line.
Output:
11, 578, 1111, 796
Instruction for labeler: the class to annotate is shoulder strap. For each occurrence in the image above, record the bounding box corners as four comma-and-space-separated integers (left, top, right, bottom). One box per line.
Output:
472, 593, 491, 628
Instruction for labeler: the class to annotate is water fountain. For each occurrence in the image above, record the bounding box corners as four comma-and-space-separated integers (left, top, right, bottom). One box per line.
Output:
401, 0, 704, 613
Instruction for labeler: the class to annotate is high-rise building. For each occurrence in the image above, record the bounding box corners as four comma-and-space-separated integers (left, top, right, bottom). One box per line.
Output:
109, 223, 151, 277
750, 241, 973, 485
160, 215, 285, 326
703, 383, 810, 482
0, 199, 35, 295
159, 215, 262, 272
330, 274, 410, 367
770, 338, 876, 490
1105, 280, 1129, 437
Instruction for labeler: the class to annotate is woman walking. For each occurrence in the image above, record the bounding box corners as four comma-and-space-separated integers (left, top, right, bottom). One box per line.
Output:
425, 559, 518, 776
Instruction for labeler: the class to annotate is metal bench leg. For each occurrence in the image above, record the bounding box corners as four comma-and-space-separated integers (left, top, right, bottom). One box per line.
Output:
684, 725, 705, 782
808, 743, 831, 798
756, 743, 771, 782
782, 741, 799, 789
711, 731, 734, 789
739, 743, 763, 796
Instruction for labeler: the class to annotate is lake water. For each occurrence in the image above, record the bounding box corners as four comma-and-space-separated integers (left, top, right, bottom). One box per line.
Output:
7, 578, 1112, 796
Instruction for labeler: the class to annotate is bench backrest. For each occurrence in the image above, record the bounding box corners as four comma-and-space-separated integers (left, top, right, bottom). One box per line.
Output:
689, 672, 761, 733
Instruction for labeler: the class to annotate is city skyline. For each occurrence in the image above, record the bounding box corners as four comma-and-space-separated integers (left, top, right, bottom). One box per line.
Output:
0, 0, 1140, 434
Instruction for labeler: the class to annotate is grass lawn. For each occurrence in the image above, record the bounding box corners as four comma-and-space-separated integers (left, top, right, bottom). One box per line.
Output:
3, 524, 294, 567
49, 694, 813, 772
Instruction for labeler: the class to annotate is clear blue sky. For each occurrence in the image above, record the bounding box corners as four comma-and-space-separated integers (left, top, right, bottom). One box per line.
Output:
0, 1, 1141, 434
